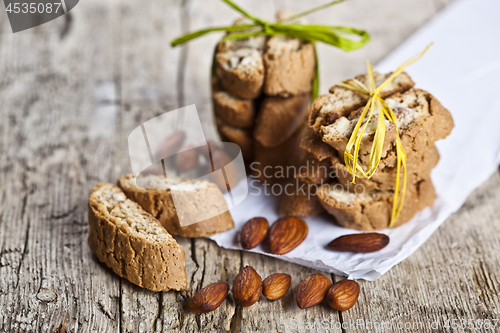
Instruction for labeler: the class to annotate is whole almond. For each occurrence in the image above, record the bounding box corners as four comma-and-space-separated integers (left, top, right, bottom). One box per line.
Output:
268, 216, 308, 255
296, 274, 332, 309
175, 145, 199, 171
232, 266, 262, 307
262, 273, 291, 300
327, 279, 360, 311
328, 233, 389, 253
188, 282, 229, 313
240, 217, 269, 249
155, 130, 185, 160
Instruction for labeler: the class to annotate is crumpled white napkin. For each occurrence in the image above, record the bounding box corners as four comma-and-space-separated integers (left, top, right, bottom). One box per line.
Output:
209, 0, 500, 281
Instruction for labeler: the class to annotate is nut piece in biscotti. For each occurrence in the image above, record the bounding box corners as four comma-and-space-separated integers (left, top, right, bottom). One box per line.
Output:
317, 178, 436, 230
118, 174, 234, 238
216, 117, 254, 162
279, 182, 325, 217
331, 144, 440, 191
254, 93, 310, 148
263, 36, 315, 97
213, 90, 255, 128
87, 183, 187, 291
295, 153, 333, 184
216, 37, 266, 99
252, 124, 307, 184
321, 89, 454, 170
309, 72, 415, 134
300, 126, 337, 162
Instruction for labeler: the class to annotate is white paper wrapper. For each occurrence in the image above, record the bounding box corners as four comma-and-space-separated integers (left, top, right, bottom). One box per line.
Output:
209, 0, 500, 281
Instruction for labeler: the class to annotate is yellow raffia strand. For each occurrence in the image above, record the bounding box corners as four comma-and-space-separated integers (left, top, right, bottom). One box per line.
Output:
337, 43, 432, 227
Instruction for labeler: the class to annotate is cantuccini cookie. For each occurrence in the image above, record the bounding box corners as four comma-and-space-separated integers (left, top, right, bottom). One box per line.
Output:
331, 145, 440, 191
263, 36, 315, 97
118, 174, 234, 238
294, 152, 333, 185
321, 88, 454, 169
309, 72, 415, 134
252, 124, 307, 183
253, 93, 310, 148
88, 183, 187, 291
317, 177, 436, 231
299, 126, 337, 162
213, 90, 255, 128
216, 117, 254, 162
216, 36, 266, 99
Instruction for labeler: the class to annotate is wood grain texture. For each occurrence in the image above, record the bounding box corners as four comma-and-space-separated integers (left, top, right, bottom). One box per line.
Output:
2, 0, 499, 332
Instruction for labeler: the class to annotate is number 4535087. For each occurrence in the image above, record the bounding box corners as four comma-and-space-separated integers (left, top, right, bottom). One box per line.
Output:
6, 2, 62, 14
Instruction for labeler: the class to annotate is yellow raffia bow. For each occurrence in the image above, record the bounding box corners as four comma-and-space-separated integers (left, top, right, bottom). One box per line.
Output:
337, 43, 432, 227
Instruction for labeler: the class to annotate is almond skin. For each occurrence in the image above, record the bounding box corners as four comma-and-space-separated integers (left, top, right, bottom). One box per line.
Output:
296, 274, 332, 309
328, 233, 389, 253
232, 266, 262, 307
240, 217, 269, 249
175, 145, 198, 171
268, 216, 308, 255
327, 279, 360, 311
262, 273, 291, 300
188, 282, 229, 313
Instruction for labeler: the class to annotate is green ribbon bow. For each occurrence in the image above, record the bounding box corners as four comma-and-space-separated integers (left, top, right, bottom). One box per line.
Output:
171, 0, 370, 100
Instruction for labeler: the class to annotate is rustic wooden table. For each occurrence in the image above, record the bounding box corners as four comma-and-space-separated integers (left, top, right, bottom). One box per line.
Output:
1, 0, 499, 332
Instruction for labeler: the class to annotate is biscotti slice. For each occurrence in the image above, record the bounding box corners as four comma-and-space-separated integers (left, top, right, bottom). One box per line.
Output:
309, 72, 415, 134
295, 152, 333, 185
88, 183, 187, 291
317, 177, 436, 231
331, 144, 440, 191
321, 88, 454, 170
118, 174, 235, 238
300, 126, 337, 162
253, 93, 310, 148
216, 117, 253, 162
216, 36, 266, 99
280, 182, 325, 217
263, 36, 315, 97
252, 123, 307, 184
213, 89, 255, 128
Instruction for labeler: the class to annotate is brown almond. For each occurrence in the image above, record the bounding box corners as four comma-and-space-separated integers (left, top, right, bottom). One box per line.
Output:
296, 274, 332, 309
154, 130, 185, 160
328, 233, 389, 253
232, 266, 262, 307
175, 145, 198, 171
262, 273, 291, 300
188, 282, 229, 313
240, 217, 269, 249
327, 279, 360, 311
268, 216, 308, 255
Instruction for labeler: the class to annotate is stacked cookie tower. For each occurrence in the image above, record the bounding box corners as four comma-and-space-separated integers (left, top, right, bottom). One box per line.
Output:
288, 71, 454, 230
213, 14, 315, 183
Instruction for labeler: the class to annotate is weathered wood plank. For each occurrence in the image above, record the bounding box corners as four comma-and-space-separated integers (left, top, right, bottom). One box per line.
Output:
0, 1, 121, 332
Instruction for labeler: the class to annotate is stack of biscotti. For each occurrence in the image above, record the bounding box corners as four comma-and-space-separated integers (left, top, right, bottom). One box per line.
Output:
300, 72, 454, 230
88, 175, 235, 291
213, 13, 315, 183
